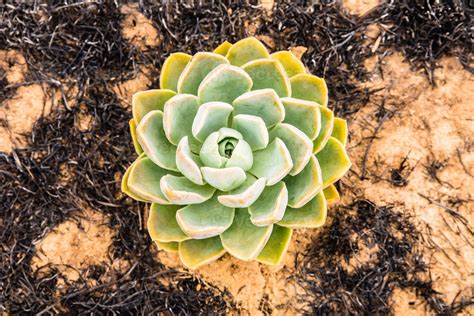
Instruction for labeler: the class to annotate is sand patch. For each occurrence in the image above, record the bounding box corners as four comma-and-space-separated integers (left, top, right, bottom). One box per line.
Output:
349, 53, 474, 306
342, 0, 382, 16
32, 209, 114, 284
389, 288, 429, 315
121, 4, 160, 51
0, 50, 27, 85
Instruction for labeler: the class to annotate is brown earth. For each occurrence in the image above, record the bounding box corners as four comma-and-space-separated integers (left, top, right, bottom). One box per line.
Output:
1, 2, 472, 315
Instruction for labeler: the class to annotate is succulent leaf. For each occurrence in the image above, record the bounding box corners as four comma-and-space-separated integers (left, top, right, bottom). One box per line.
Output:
323, 184, 340, 203
176, 196, 235, 239
176, 137, 204, 185
220, 208, 273, 260
201, 166, 247, 191
232, 114, 269, 150
316, 137, 352, 188
242, 59, 291, 97
148, 203, 189, 242
137, 110, 178, 171
200, 131, 227, 168
290, 74, 328, 106
270, 51, 306, 77
218, 175, 266, 208
224, 139, 253, 171
281, 97, 321, 140
269, 123, 313, 176
160, 53, 192, 91
163, 94, 199, 146
123, 37, 351, 268
160, 175, 215, 205
250, 138, 293, 185
192, 102, 233, 142
331, 117, 348, 146
278, 192, 327, 228
121, 155, 150, 203
155, 241, 179, 252
233, 89, 285, 127
127, 157, 173, 204
248, 181, 288, 226
198, 64, 252, 104
133, 89, 176, 124
177, 52, 229, 95
213, 41, 232, 56
313, 105, 334, 154
285, 155, 323, 208
179, 236, 226, 269
256, 225, 292, 265
225, 37, 270, 66
129, 119, 143, 155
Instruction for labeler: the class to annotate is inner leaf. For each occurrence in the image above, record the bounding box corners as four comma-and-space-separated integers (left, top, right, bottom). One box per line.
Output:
218, 137, 238, 158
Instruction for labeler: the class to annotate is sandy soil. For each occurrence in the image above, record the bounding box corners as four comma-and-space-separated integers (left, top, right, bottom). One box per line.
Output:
1, 2, 472, 315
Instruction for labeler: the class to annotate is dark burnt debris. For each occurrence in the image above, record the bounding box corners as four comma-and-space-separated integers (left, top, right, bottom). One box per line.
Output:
295, 200, 472, 315
0, 1, 471, 314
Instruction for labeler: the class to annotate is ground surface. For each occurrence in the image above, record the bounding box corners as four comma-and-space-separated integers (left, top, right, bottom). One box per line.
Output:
1, 1, 472, 315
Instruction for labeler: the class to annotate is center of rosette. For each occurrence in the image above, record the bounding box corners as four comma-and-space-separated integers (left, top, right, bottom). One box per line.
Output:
218, 137, 238, 158
200, 127, 253, 171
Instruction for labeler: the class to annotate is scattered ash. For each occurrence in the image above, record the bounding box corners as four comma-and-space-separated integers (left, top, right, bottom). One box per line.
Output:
0, 2, 244, 313
0, 67, 10, 103
295, 200, 473, 315
374, 0, 472, 85
0, 0, 471, 314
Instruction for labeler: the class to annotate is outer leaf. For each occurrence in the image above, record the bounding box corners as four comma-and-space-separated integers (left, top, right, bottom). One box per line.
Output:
127, 157, 172, 204
281, 97, 321, 140
129, 119, 143, 155
176, 137, 204, 185
232, 89, 285, 127
225, 37, 270, 66
218, 175, 266, 208
323, 184, 340, 203
177, 52, 229, 95
160, 53, 192, 91
160, 175, 215, 205
256, 225, 292, 265
331, 117, 348, 146
278, 192, 327, 228
192, 102, 233, 142
270, 51, 306, 77
155, 241, 179, 252
198, 64, 252, 104
290, 74, 328, 106
248, 181, 288, 226
313, 105, 334, 154
132, 89, 176, 124
242, 59, 291, 97
176, 196, 235, 239
148, 203, 189, 242
269, 123, 313, 176
315, 137, 351, 188
121, 155, 150, 203
232, 114, 269, 150
284, 155, 323, 208
250, 138, 293, 186
137, 110, 178, 171
201, 167, 246, 191
179, 237, 226, 269
163, 94, 199, 146
213, 41, 232, 56
220, 208, 273, 261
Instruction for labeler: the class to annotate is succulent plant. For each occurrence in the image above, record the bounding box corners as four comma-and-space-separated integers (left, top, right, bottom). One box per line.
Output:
122, 37, 351, 269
